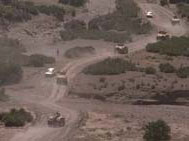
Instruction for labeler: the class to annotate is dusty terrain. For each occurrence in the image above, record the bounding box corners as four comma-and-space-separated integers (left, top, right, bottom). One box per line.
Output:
0, 0, 188, 141
71, 50, 189, 103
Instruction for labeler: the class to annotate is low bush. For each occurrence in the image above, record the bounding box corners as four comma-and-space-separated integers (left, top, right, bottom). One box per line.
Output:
0, 1, 65, 22
146, 36, 189, 56
27, 54, 55, 67
0, 63, 23, 85
145, 67, 156, 74
87, 0, 151, 34
60, 29, 131, 43
143, 120, 171, 141
177, 66, 189, 78
0, 108, 33, 127
160, 0, 169, 6
0, 88, 8, 101
177, 3, 189, 19
170, 0, 189, 4
59, 0, 86, 7
36, 5, 65, 20
60, 0, 151, 43
83, 58, 136, 75
159, 63, 176, 73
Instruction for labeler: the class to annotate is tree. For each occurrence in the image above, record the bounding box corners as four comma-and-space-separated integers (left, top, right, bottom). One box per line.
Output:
145, 67, 156, 74
159, 63, 175, 73
160, 0, 169, 6
143, 120, 171, 141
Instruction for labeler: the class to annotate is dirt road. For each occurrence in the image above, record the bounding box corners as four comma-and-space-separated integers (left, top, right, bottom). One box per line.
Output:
6, 0, 188, 141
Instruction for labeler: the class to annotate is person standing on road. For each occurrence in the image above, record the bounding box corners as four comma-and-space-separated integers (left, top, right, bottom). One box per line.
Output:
57, 48, 59, 56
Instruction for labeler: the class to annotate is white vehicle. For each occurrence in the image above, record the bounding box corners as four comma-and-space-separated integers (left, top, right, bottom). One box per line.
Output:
146, 11, 153, 18
115, 43, 128, 54
171, 16, 180, 25
45, 68, 55, 77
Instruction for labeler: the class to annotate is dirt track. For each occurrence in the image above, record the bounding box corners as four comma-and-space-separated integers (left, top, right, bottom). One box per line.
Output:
2, 0, 188, 141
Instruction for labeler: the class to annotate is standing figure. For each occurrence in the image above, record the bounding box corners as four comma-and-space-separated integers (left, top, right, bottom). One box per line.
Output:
57, 48, 59, 56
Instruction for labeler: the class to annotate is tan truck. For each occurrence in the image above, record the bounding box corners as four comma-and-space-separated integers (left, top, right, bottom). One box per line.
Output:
157, 31, 170, 40
48, 112, 65, 127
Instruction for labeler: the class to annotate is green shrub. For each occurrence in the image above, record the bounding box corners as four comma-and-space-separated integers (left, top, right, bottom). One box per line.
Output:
177, 67, 189, 78
58, 0, 86, 7
145, 67, 156, 74
177, 3, 189, 18
0, 88, 8, 101
60, 29, 131, 43
36, 5, 65, 20
0, 63, 23, 85
143, 120, 171, 141
88, 0, 151, 34
159, 63, 176, 73
27, 54, 55, 67
64, 19, 86, 31
0, 108, 33, 127
160, 0, 169, 6
83, 58, 136, 75
0, 1, 65, 22
146, 36, 189, 56
60, 0, 151, 42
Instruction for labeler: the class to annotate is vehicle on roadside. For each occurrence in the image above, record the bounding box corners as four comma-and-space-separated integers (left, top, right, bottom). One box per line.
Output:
171, 16, 180, 25
45, 68, 55, 77
57, 74, 68, 85
157, 31, 170, 40
48, 112, 65, 127
115, 43, 128, 54
146, 11, 153, 18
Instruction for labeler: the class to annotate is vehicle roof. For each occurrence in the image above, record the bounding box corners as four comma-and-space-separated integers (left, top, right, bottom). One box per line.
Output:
48, 68, 55, 71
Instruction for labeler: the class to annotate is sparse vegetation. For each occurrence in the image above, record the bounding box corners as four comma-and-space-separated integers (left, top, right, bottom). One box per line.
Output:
83, 58, 136, 75
118, 84, 125, 91
88, 0, 151, 34
0, 37, 26, 64
0, 88, 8, 101
0, 0, 65, 22
27, 54, 55, 67
177, 3, 189, 20
159, 63, 176, 73
143, 120, 171, 141
177, 66, 189, 78
145, 67, 156, 74
160, 0, 169, 6
59, 0, 86, 7
60, 22, 131, 43
0, 108, 33, 127
60, 0, 151, 43
36, 5, 65, 20
146, 36, 189, 56
0, 62, 23, 85
64, 46, 95, 58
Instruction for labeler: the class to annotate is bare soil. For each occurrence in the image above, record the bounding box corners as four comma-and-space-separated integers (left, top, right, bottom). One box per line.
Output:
0, 0, 188, 141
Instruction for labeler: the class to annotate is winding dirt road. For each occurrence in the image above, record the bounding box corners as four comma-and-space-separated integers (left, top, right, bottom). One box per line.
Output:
7, 0, 188, 141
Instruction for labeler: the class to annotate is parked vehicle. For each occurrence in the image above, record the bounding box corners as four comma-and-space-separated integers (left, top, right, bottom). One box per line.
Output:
57, 75, 67, 85
157, 31, 170, 40
48, 112, 65, 127
115, 43, 128, 54
171, 16, 180, 25
146, 11, 153, 18
45, 68, 55, 77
